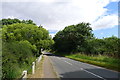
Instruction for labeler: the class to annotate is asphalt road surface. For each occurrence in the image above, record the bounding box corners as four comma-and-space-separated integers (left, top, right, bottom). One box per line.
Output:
43, 52, 120, 80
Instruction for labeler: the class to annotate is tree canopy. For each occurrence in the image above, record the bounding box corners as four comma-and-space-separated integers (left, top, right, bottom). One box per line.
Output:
1, 18, 54, 79
0, 18, 36, 26
53, 22, 93, 52
53, 22, 119, 58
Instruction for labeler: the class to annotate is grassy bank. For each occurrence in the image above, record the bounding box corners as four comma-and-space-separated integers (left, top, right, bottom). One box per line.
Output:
2, 56, 37, 79
53, 52, 120, 72
28, 56, 44, 78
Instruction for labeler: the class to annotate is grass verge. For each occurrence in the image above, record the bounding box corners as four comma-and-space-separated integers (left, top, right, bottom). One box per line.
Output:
28, 56, 44, 78
53, 52, 120, 72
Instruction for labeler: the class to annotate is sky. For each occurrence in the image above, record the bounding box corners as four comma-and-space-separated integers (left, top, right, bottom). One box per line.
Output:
0, 0, 119, 38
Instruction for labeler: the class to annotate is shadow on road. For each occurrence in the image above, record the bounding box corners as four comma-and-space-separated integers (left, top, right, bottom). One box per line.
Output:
43, 52, 63, 57
59, 70, 119, 80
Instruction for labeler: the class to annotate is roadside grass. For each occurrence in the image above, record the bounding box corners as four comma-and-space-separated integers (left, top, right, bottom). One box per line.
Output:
66, 53, 120, 72
53, 52, 120, 72
2, 56, 37, 79
28, 56, 44, 78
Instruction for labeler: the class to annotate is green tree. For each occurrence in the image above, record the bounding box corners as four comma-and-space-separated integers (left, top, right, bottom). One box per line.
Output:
53, 22, 93, 53
0, 18, 36, 26
86, 36, 119, 57
103, 36, 119, 57
2, 23, 53, 55
2, 19, 54, 79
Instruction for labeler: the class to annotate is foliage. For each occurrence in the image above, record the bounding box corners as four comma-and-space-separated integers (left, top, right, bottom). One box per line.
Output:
2, 23, 53, 55
1, 18, 54, 79
53, 22, 93, 52
84, 36, 119, 57
52, 22, 119, 72
53, 22, 119, 58
65, 53, 120, 71
0, 18, 36, 26
2, 41, 36, 79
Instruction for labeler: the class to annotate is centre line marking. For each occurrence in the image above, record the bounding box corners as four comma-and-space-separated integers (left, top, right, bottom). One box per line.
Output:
80, 68, 106, 80
64, 61, 72, 65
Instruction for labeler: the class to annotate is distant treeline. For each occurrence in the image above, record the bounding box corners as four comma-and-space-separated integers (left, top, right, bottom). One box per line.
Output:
53, 22, 119, 58
0, 18, 36, 26
1, 18, 54, 79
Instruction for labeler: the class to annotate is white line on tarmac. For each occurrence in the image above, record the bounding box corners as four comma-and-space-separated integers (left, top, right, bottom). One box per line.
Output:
57, 57, 61, 60
64, 61, 73, 65
81, 68, 106, 80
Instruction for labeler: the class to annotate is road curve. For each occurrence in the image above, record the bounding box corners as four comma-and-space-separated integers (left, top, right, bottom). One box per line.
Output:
44, 52, 120, 80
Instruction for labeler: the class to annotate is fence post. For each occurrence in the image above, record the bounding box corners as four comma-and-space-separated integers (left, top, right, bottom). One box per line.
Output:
32, 62, 35, 74
22, 70, 27, 80
38, 55, 42, 62
35, 59, 38, 65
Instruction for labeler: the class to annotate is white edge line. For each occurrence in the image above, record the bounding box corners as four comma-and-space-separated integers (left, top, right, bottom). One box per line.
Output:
81, 68, 106, 80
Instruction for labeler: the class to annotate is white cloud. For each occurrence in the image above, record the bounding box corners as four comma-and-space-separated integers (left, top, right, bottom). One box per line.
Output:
1, 0, 118, 32
38, 0, 56, 3
5, 16, 17, 19
92, 14, 118, 30
109, 0, 119, 2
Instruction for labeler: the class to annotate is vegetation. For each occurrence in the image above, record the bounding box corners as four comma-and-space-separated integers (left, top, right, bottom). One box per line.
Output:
0, 18, 36, 26
53, 23, 93, 52
63, 53, 120, 71
53, 52, 120, 71
1, 18, 119, 79
1, 18, 54, 79
53, 22, 119, 71
53, 22, 119, 58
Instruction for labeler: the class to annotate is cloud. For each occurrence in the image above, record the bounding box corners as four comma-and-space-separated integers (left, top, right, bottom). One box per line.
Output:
110, 0, 119, 2
5, 16, 17, 19
92, 14, 118, 30
1, 0, 118, 32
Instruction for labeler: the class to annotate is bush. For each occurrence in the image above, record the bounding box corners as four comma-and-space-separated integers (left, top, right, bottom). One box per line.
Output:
2, 41, 37, 79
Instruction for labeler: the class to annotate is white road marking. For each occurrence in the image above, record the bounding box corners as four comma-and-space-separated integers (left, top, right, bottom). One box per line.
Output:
80, 68, 106, 80
64, 61, 72, 65
57, 57, 61, 60
59, 75, 63, 78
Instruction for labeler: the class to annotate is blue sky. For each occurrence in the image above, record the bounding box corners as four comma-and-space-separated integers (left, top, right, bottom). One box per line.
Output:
105, 2, 118, 14
1, 0, 119, 38
93, 2, 118, 38
93, 26, 118, 38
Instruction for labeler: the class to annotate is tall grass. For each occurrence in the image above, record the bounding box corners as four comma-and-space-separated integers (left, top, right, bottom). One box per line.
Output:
2, 56, 36, 79
2, 41, 37, 79
52, 52, 120, 72
65, 53, 120, 71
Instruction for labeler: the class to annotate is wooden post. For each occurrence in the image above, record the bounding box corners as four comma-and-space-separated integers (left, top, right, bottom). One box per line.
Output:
32, 62, 35, 74
22, 70, 27, 80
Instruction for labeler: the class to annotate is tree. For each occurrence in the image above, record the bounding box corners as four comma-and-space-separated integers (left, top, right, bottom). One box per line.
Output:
2, 23, 53, 55
0, 18, 36, 26
22, 19, 36, 25
85, 36, 119, 57
2, 19, 54, 79
53, 22, 93, 53
1, 18, 21, 25
103, 36, 119, 57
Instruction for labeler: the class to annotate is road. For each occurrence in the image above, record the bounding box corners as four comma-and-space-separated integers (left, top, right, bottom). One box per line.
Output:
43, 52, 120, 80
